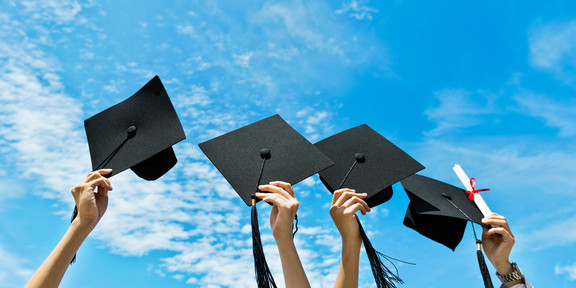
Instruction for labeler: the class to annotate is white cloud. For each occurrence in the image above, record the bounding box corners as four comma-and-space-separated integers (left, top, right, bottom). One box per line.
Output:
19, 0, 83, 24
335, 0, 379, 21
102, 80, 120, 93
529, 19, 576, 82
424, 88, 496, 136
555, 263, 576, 281
233, 52, 253, 68
0, 14, 89, 201
518, 215, 576, 251
0, 245, 34, 287
294, 106, 334, 142
177, 24, 195, 36
255, 3, 325, 51
417, 138, 576, 196
514, 91, 576, 137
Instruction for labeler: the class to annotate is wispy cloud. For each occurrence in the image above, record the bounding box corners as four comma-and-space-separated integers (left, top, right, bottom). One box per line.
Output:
0, 13, 89, 201
514, 91, 576, 137
417, 138, 576, 196
335, 0, 379, 21
555, 263, 576, 281
424, 88, 496, 136
518, 214, 576, 251
172, 1, 388, 102
294, 106, 335, 142
18, 0, 83, 24
0, 245, 34, 287
529, 19, 576, 83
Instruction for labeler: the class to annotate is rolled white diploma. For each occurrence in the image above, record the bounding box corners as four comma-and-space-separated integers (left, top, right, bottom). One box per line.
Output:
452, 164, 492, 218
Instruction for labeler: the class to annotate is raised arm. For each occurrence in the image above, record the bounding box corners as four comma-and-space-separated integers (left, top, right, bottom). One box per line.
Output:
330, 189, 370, 288
25, 169, 113, 288
256, 181, 310, 288
482, 213, 531, 288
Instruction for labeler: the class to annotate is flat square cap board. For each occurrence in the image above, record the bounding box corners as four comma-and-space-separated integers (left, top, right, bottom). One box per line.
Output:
84, 75, 186, 180
401, 174, 484, 250
198, 114, 335, 206
314, 124, 425, 208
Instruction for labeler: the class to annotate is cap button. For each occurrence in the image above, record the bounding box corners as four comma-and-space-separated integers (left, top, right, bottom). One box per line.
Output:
441, 193, 452, 200
260, 148, 271, 159
354, 153, 366, 163
126, 126, 137, 139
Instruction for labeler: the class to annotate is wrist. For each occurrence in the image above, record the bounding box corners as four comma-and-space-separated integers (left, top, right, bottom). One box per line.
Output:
493, 260, 513, 275
274, 236, 296, 256
341, 232, 362, 247
496, 262, 525, 287
70, 218, 96, 237
274, 233, 295, 245
342, 236, 362, 253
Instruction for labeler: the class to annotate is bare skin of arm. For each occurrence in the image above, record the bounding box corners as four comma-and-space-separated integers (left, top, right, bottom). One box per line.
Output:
24, 169, 113, 288
256, 181, 310, 288
482, 213, 524, 287
330, 189, 371, 288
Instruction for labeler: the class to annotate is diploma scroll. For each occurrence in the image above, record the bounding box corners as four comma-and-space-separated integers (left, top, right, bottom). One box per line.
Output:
452, 164, 492, 218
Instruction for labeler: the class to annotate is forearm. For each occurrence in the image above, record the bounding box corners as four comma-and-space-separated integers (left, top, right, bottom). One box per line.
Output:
275, 237, 310, 288
25, 220, 92, 288
334, 238, 362, 288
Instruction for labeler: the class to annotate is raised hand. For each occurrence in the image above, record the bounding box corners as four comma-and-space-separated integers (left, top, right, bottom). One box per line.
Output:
482, 213, 524, 286
330, 188, 371, 288
71, 169, 113, 231
255, 181, 310, 288
330, 188, 370, 246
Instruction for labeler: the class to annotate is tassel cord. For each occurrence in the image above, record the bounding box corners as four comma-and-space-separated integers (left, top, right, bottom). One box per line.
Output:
357, 217, 407, 288
250, 155, 277, 288
443, 197, 494, 288
251, 203, 277, 288
292, 214, 298, 238
337, 158, 410, 288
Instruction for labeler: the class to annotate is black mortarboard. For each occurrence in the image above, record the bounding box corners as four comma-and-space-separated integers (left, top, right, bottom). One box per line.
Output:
314, 124, 425, 288
401, 174, 495, 287
71, 76, 186, 263
401, 174, 484, 250
198, 114, 334, 287
84, 75, 186, 180
199, 114, 334, 206
315, 124, 425, 207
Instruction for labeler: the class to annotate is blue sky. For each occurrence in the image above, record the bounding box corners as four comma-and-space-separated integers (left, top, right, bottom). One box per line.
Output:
1, 0, 575, 287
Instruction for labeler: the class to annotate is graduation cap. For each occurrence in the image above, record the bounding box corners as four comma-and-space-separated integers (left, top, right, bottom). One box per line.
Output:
315, 124, 425, 288
401, 171, 494, 288
401, 174, 484, 250
70, 75, 186, 262
199, 114, 334, 288
84, 75, 186, 179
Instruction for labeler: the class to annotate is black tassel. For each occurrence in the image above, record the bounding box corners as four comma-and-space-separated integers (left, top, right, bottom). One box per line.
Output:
357, 217, 404, 288
251, 200, 277, 288
69, 205, 78, 264
476, 240, 494, 288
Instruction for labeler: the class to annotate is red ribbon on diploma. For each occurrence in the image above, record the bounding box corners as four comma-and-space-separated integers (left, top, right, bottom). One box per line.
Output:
466, 178, 490, 201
